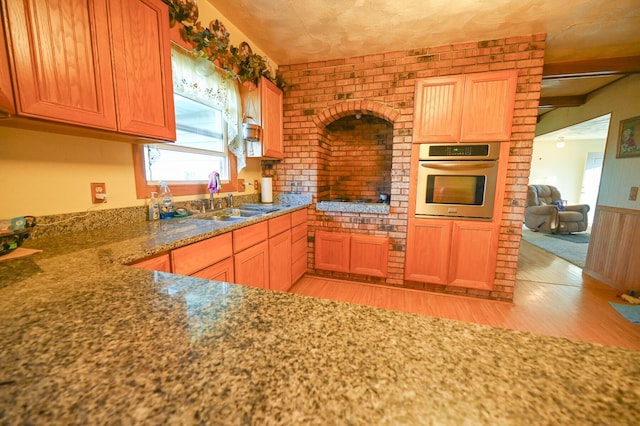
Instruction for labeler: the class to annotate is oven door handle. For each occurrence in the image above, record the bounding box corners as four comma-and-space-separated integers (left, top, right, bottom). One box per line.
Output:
420, 162, 495, 170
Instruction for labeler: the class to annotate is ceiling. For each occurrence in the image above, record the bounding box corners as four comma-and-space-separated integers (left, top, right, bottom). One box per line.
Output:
206, 0, 640, 118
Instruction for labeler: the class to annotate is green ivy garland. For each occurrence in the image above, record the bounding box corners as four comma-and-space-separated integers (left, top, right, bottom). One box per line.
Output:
162, 0, 286, 90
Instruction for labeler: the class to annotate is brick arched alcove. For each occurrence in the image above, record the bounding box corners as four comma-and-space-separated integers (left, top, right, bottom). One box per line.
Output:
313, 101, 400, 203
313, 100, 400, 129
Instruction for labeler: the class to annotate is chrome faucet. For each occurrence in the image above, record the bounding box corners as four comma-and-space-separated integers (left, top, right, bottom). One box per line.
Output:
209, 192, 215, 210
228, 192, 234, 208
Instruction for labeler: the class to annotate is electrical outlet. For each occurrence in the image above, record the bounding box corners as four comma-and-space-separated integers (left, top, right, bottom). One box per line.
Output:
91, 182, 107, 203
254, 180, 259, 192
629, 186, 639, 201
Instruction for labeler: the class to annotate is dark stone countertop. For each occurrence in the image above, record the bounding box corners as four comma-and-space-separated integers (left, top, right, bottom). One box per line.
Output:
0, 204, 639, 425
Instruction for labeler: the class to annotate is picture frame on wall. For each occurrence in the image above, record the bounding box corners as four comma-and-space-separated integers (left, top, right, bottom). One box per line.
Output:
617, 115, 640, 158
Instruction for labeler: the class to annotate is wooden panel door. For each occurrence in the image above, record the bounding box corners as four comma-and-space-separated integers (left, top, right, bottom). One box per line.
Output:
315, 231, 350, 273
350, 235, 389, 278
234, 240, 269, 288
404, 218, 452, 284
3, 0, 117, 128
260, 76, 284, 159
448, 221, 498, 290
0, 18, 15, 116
269, 230, 292, 291
412, 76, 464, 143
460, 70, 518, 142
108, 0, 176, 141
192, 257, 235, 283
130, 253, 171, 272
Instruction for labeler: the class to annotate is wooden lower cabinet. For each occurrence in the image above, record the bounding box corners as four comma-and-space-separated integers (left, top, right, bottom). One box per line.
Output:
404, 219, 452, 284
291, 209, 308, 284
351, 235, 389, 278
315, 231, 351, 273
192, 257, 234, 282
130, 253, 171, 272
234, 240, 269, 289
315, 231, 389, 278
269, 230, 292, 291
404, 218, 497, 290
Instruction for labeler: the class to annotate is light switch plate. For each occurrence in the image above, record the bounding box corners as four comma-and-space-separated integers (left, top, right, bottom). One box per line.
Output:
629, 186, 638, 201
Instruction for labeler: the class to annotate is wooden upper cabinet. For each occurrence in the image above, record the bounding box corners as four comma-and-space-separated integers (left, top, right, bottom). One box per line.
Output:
413, 76, 464, 143
460, 71, 518, 142
260, 76, 284, 159
413, 70, 518, 143
1, 0, 174, 140
0, 16, 15, 116
108, 0, 175, 141
3, 0, 117, 129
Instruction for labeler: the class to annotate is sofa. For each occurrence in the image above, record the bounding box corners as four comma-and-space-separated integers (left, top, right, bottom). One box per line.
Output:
524, 185, 590, 233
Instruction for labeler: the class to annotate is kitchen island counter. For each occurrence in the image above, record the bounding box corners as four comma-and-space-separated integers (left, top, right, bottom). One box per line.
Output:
0, 207, 638, 425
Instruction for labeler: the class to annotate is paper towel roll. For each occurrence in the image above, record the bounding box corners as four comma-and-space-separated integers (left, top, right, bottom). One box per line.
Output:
261, 177, 273, 203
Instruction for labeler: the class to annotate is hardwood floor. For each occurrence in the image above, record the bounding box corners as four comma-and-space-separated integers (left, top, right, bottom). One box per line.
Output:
290, 241, 640, 350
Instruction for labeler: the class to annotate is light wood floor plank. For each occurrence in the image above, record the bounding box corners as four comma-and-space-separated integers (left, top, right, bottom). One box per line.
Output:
290, 241, 640, 350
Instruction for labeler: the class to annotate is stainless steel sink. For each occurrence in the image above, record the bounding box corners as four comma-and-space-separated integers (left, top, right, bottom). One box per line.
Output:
189, 208, 263, 221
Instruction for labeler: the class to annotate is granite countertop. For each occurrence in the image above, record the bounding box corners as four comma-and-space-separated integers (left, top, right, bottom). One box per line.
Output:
1, 204, 639, 425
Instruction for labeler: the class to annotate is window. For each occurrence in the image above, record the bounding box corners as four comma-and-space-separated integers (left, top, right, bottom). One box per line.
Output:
134, 43, 245, 198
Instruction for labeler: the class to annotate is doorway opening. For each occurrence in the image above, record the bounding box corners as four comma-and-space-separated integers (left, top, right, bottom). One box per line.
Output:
522, 113, 611, 269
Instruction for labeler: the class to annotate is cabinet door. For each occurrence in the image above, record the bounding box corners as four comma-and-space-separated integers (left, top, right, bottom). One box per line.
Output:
234, 240, 269, 288
412, 76, 464, 143
269, 230, 292, 291
3, 0, 117, 129
460, 70, 517, 142
0, 18, 15, 116
131, 253, 171, 272
192, 257, 235, 283
448, 221, 498, 290
260, 76, 284, 159
350, 235, 389, 278
404, 218, 452, 284
108, 0, 176, 141
315, 231, 350, 273
291, 236, 307, 284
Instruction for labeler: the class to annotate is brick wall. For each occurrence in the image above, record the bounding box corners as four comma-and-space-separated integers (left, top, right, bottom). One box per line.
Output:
268, 34, 545, 301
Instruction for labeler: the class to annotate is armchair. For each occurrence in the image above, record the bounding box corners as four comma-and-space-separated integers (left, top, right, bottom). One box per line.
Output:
524, 185, 590, 233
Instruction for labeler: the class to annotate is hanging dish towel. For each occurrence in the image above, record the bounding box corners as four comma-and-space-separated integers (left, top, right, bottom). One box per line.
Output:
208, 171, 221, 194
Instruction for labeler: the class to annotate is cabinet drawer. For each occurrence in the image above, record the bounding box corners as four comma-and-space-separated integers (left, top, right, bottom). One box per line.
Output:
291, 208, 308, 227
171, 233, 232, 275
130, 253, 171, 272
292, 236, 307, 261
291, 222, 307, 242
233, 221, 268, 253
268, 214, 291, 237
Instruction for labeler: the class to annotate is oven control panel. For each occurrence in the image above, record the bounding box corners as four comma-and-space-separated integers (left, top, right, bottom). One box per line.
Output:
419, 143, 500, 160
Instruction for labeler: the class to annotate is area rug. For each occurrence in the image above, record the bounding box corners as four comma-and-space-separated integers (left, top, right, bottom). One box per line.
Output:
609, 302, 640, 324
544, 232, 590, 244
521, 228, 589, 268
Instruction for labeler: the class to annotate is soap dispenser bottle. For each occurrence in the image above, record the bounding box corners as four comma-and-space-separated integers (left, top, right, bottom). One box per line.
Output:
148, 191, 160, 221
158, 182, 175, 219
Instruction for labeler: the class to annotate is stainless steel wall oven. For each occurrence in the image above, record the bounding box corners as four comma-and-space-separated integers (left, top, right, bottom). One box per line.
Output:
415, 143, 500, 219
